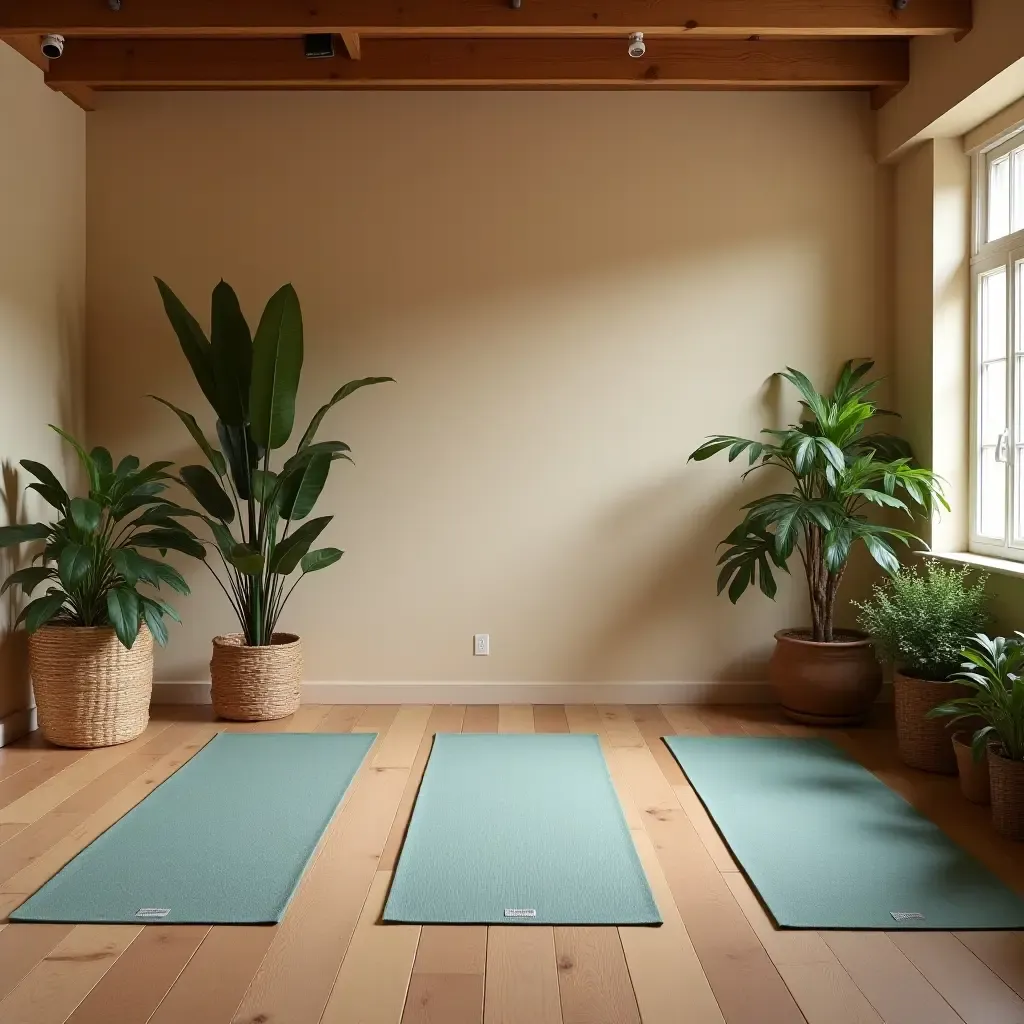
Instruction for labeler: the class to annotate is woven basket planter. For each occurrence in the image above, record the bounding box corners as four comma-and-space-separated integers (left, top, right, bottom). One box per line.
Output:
210, 633, 302, 721
28, 624, 154, 748
893, 672, 969, 774
988, 746, 1024, 840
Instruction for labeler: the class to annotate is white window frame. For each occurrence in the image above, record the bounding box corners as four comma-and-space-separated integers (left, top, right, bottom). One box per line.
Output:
970, 127, 1024, 561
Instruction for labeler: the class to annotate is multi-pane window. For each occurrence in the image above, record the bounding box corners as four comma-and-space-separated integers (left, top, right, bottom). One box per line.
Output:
971, 130, 1024, 559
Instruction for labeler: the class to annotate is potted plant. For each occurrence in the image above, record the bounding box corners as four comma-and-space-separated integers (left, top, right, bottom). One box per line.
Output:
153, 278, 392, 721
929, 634, 1024, 838
854, 562, 989, 776
689, 360, 945, 724
0, 428, 202, 747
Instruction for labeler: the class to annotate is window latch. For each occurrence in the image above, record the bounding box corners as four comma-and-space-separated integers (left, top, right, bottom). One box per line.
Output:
997, 430, 1011, 463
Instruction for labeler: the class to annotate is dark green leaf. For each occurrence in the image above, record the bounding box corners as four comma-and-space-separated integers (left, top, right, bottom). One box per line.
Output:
130, 530, 206, 560
149, 396, 227, 476
269, 516, 331, 575
140, 597, 170, 646
282, 440, 351, 476
300, 547, 343, 574
58, 542, 92, 589
278, 453, 331, 520
179, 465, 235, 523
155, 278, 224, 418
209, 281, 253, 427
0, 566, 54, 598
69, 497, 102, 534
17, 591, 67, 633
27, 482, 69, 513
114, 455, 140, 481
20, 460, 69, 512
89, 446, 113, 478
251, 469, 279, 505
216, 420, 258, 502
106, 587, 141, 649
298, 377, 394, 450
0, 523, 51, 548
50, 425, 99, 493
249, 284, 303, 450
111, 548, 141, 586
150, 561, 191, 596
144, 594, 182, 624
228, 543, 264, 575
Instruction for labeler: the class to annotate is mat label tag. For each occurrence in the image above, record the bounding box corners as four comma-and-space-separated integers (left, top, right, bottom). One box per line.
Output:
136, 908, 171, 919
890, 911, 925, 921
504, 908, 537, 918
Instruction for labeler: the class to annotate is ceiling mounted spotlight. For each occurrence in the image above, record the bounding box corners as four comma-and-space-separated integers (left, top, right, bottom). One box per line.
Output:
892, 0, 910, 8
628, 32, 646, 58
40, 34, 64, 59
108, 0, 122, 10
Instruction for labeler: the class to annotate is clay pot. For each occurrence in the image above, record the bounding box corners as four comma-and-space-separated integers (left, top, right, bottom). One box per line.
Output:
769, 629, 882, 726
952, 731, 990, 804
988, 745, 1024, 840
892, 673, 970, 774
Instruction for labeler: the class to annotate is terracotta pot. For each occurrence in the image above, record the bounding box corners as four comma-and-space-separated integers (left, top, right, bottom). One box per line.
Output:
952, 732, 990, 804
988, 745, 1024, 840
210, 633, 302, 721
769, 629, 881, 726
892, 672, 969, 774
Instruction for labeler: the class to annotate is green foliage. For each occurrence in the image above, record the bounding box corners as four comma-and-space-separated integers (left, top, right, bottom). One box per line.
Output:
854, 562, 989, 680
0, 428, 204, 649
689, 360, 946, 642
153, 278, 393, 645
928, 634, 1024, 763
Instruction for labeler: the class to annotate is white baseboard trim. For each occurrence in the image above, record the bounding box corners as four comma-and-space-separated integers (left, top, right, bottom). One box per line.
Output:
0, 705, 37, 747
152, 680, 775, 706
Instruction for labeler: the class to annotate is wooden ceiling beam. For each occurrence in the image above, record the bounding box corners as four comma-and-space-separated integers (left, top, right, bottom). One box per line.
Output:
2, 35, 94, 109
44, 37, 909, 90
1, 0, 971, 38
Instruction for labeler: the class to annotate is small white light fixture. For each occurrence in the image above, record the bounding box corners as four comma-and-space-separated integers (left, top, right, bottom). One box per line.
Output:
628, 32, 646, 58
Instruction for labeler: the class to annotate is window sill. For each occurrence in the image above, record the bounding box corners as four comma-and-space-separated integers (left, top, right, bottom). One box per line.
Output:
926, 550, 1024, 580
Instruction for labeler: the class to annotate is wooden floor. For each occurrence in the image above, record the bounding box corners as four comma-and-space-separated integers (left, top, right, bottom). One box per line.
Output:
0, 704, 1023, 1024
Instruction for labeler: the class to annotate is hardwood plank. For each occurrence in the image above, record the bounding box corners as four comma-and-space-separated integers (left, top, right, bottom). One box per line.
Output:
321, 871, 421, 1023
533, 706, 569, 734
0, 750, 86, 813
373, 706, 434, 769
956, 932, 1024, 1000
463, 706, 498, 733
6, 0, 969, 37
0, 821, 26, 845
566, 706, 642, 831
659, 706, 712, 736
822, 931, 964, 1024
553, 927, 639, 1024
0, 924, 140, 1023
404, 974, 484, 1024
354, 705, 401, 734
412, 927, 487, 976
64, 925, 210, 1024
484, 928, 562, 1024
0, 923, 73, 1003
0, 748, 44, 784
694, 707, 750, 735
497, 706, 534, 734
890, 931, 1024, 1024
319, 705, 367, 733
620, 830, 725, 1024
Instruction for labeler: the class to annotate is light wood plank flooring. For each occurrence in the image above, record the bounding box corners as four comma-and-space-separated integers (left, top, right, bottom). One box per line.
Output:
0, 703, 1022, 1024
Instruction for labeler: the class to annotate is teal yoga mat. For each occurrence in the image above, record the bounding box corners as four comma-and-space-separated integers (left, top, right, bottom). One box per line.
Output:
383, 733, 660, 925
664, 735, 1024, 929
12, 731, 375, 924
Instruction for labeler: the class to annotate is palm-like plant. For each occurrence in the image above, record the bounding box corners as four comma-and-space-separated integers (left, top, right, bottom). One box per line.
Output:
153, 279, 392, 646
0, 427, 202, 648
928, 634, 1024, 762
689, 360, 947, 643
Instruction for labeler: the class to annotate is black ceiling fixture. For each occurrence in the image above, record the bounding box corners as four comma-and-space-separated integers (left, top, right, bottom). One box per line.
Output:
892, 0, 910, 9
303, 34, 336, 59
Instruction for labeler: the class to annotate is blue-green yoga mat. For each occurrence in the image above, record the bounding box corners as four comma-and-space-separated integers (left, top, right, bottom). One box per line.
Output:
383, 733, 661, 925
11, 731, 375, 924
665, 735, 1024, 929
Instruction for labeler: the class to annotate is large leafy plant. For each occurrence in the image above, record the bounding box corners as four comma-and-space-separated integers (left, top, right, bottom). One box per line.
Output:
854, 562, 989, 681
153, 279, 392, 646
928, 634, 1024, 762
0, 427, 202, 648
689, 360, 946, 643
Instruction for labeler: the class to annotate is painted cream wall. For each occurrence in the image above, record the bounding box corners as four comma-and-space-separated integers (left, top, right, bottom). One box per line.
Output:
0, 45, 86, 723
86, 90, 892, 687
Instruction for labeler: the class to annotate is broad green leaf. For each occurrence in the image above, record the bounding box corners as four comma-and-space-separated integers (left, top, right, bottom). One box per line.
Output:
0, 523, 51, 548
17, 591, 67, 633
130, 529, 206, 560
50, 425, 99, 493
278, 453, 330, 520
300, 547, 343, 574
27, 482, 68, 513
89, 446, 113, 478
228, 543, 265, 575
179, 465, 235, 523
149, 396, 227, 476
150, 561, 191, 596
0, 566, 54, 598
20, 460, 69, 512
58, 542, 92, 589
282, 440, 351, 476
269, 516, 331, 575
70, 497, 102, 534
144, 594, 182, 623
203, 517, 237, 561
216, 420, 258, 501
862, 533, 900, 575
209, 281, 253, 427
249, 284, 303, 450
114, 455, 140, 481
140, 597, 170, 646
298, 377, 394, 450
111, 547, 141, 586
106, 587, 141, 649
251, 469, 279, 505
155, 278, 224, 418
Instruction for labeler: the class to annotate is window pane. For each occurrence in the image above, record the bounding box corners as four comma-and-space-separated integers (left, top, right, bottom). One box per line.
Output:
1018, 260, 1024, 353
979, 446, 1007, 539
982, 358, 1007, 444
981, 267, 1007, 359
990, 155, 1011, 241
1016, 446, 1024, 542
1014, 147, 1024, 235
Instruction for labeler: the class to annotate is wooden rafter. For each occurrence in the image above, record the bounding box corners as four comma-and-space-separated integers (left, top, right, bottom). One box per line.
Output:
1, 36, 94, 109
0, 0, 971, 39
44, 37, 909, 90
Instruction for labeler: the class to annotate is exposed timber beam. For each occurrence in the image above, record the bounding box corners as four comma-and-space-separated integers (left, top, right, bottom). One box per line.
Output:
0, 0, 971, 39
2, 35, 94, 109
340, 30, 361, 60
44, 37, 909, 91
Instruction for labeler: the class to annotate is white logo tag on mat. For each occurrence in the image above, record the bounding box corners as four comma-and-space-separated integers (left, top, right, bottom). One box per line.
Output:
890, 911, 925, 921
136, 908, 171, 919
504, 908, 537, 918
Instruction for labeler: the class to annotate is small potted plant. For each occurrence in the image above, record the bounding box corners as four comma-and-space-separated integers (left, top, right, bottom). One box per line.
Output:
929, 634, 1024, 838
689, 360, 945, 724
855, 561, 989, 776
0, 428, 203, 747
153, 278, 393, 720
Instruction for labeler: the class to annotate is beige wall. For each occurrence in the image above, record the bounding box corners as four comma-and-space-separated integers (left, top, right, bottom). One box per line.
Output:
0, 45, 86, 722
86, 90, 892, 686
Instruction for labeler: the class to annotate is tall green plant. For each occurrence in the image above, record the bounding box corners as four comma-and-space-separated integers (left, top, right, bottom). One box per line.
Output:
689, 360, 947, 642
153, 279, 392, 646
0, 427, 202, 648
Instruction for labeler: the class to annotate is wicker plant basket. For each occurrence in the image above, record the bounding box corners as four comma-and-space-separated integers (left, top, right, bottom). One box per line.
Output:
28, 624, 154, 748
893, 672, 968, 774
210, 632, 302, 721
988, 746, 1024, 840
